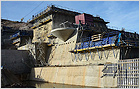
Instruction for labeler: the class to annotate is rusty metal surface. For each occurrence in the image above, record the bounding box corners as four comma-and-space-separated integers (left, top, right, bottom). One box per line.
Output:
75, 13, 93, 25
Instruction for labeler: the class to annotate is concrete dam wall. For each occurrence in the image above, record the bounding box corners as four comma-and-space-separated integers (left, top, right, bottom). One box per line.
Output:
29, 65, 117, 88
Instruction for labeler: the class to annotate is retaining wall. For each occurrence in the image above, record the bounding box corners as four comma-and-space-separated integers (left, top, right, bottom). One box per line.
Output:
30, 65, 117, 87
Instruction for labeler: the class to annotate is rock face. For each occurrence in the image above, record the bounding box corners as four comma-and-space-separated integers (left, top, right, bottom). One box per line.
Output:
1, 19, 32, 49
1, 19, 32, 30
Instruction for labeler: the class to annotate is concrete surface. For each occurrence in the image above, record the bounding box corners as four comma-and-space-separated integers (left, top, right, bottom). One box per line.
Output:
29, 65, 117, 87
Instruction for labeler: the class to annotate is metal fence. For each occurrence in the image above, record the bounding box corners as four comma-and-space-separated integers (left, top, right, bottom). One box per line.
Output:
117, 59, 139, 88
101, 58, 139, 88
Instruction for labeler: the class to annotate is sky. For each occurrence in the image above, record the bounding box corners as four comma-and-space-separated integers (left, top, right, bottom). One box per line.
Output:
1, 1, 139, 33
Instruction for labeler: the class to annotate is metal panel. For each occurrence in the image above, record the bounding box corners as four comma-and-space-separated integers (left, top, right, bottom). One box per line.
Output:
75, 13, 93, 25
75, 35, 117, 50
10, 32, 20, 40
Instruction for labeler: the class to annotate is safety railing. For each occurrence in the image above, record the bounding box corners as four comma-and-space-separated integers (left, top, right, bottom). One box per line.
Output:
59, 21, 74, 28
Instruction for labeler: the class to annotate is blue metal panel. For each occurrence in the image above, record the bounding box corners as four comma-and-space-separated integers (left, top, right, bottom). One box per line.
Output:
10, 32, 20, 39
75, 33, 120, 50
83, 41, 90, 48
90, 41, 94, 47
102, 38, 108, 45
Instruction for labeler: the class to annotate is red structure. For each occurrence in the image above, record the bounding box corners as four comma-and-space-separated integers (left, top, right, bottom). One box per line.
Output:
75, 13, 94, 25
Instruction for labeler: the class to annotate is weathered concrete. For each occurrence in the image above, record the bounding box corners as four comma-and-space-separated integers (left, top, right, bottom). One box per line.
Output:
47, 43, 120, 65
30, 65, 117, 88
52, 12, 76, 29
32, 21, 53, 43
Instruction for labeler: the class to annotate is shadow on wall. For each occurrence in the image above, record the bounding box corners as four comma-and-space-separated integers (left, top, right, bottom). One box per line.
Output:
120, 47, 139, 59
1, 69, 21, 87
46, 45, 52, 64
30, 68, 46, 82
1, 50, 32, 74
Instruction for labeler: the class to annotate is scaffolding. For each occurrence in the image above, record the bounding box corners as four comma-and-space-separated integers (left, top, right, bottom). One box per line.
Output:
70, 33, 119, 61
36, 39, 46, 66
35, 26, 55, 66
69, 26, 139, 61
26, 38, 36, 67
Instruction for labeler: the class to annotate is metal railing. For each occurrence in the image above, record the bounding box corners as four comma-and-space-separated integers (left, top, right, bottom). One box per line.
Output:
117, 58, 139, 88
59, 21, 74, 28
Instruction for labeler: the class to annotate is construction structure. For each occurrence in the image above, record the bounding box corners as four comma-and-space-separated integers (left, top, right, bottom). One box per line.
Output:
1, 19, 35, 88
10, 5, 139, 88
10, 30, 33, 47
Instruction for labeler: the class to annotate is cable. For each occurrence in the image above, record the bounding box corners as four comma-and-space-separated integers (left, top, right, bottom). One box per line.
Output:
23, 1, 44, 19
